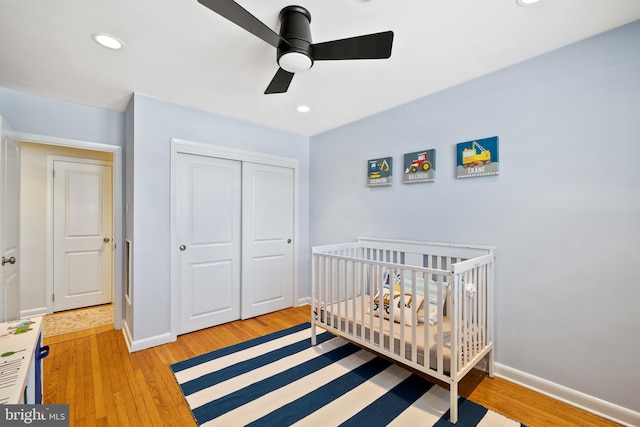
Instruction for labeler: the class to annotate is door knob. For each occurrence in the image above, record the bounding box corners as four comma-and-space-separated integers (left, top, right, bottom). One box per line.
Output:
287, 239, 292, 244
2, 257, 16, 266
179, 245, 186, 251
103, 237, 110, 243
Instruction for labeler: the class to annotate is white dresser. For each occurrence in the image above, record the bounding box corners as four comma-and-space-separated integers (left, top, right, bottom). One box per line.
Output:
0, 316, 44, 404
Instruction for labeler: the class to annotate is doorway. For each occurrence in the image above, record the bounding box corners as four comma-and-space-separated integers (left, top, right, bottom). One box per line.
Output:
171, 139, 298, 338
16, 138, 123, 331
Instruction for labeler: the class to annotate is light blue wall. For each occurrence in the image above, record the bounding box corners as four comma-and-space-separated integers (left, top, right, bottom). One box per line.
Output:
309, 21, 640, 412
128, 93, 310, 342
0, 88, 124, 146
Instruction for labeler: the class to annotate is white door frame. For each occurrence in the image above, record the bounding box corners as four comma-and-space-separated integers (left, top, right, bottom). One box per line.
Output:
170, 138, 299, 341
0, 117, 19, 322
9, 131, 123, 330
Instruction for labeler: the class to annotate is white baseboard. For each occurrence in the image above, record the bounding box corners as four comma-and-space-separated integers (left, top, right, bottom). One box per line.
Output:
297, 297, 311, 306
125, 329, 174, 353
21, 307, 48, 318
495, 363, 640, 427
121, 320, 134, 353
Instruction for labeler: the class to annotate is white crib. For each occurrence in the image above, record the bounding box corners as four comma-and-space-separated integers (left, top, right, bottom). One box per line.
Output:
311, 237, 495, 424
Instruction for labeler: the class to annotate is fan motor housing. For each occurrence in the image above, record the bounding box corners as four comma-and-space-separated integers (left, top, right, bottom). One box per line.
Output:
277, 6, 313, 72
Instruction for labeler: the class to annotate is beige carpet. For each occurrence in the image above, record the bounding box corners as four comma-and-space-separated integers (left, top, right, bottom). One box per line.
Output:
43, 304, 114, 337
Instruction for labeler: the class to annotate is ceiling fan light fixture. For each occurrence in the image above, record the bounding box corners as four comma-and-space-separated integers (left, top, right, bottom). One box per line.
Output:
278, 52, 312, 73
91, 33, 124, 50
516, 0, 540, 6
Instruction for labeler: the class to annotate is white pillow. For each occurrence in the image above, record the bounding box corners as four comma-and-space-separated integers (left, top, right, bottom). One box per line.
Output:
371, 286, 425, 326
379, 268, 448, 325
394, 273, 448, 325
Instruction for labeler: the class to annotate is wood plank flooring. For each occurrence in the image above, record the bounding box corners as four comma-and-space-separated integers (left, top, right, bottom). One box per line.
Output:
43, 306, 618, 427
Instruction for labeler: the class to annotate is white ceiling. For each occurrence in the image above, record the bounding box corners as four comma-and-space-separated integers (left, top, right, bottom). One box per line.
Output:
1, 0, 639, 136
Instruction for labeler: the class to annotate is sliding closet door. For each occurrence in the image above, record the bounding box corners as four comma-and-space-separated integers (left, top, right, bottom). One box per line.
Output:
241, 162, 294, 319
177, 153, 241, 334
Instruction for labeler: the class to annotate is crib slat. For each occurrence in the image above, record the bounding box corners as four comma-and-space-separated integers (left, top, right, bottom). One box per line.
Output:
410, 269, 418, 364
436, 277, 445, 375
389, 265, 396, 355
464, 271, 471, 366
452, 273, 460, 378
350, 259, 355, 335
379, 264, 386, 350
480, 265, 487, 347
360, 259, 365, 341
396, 267, 403, 359
317, 255, 322, 324
329, 257, 334, 328
369, 262, 376, 346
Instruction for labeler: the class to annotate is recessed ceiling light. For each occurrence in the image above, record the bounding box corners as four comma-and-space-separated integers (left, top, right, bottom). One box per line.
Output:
296, 105, 310, 113
91, 33, 124, 50
516, 0, 540, 6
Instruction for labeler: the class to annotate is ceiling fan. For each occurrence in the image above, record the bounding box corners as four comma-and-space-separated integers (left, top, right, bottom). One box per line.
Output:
197, 0, 394, 94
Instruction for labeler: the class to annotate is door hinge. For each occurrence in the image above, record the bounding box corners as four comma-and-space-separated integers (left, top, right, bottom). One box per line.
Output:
52, 169, 55, 178
52, 293, 55, 302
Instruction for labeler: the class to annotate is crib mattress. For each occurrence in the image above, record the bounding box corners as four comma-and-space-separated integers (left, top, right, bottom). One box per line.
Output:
316, 295, 452, 373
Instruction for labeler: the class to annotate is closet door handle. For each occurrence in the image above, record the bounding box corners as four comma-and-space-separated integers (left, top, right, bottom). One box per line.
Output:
103, 237, 110, 243
179, 245, 187, 251
287, 239, 292, 244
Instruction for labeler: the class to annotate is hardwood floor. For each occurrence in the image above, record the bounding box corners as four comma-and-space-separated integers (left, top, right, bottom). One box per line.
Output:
43, 306, 618, 427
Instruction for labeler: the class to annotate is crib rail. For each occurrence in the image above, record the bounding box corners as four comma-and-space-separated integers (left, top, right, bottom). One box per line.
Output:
311, 238, 494, 424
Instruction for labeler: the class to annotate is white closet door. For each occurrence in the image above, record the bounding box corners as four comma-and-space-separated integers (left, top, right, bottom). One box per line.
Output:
53, 160, 113, 312
241, 162, 294, 319
177, 153, 241, 334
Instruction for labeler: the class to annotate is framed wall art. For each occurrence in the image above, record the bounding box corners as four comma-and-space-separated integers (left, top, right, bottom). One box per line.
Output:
403, 149, 436, 184
367, 157, 393, 186
456, 136, 499, 179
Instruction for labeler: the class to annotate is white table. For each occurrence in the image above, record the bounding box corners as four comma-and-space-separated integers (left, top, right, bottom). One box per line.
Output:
0, 316, 43, 404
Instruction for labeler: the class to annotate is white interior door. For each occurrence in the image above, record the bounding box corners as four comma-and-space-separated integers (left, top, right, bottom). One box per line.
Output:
0, 118, 20, 322
241, 162, 294, 319
53, 160, 113, 312
177, 153, 241, 334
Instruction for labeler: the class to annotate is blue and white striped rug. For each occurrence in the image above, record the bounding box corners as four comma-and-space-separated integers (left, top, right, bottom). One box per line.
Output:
172, 323, 524, 426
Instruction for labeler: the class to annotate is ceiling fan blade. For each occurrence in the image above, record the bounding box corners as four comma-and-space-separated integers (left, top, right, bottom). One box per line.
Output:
197, 0, 287, 49
312, 31, 394, 61
265, 68, 295, 94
